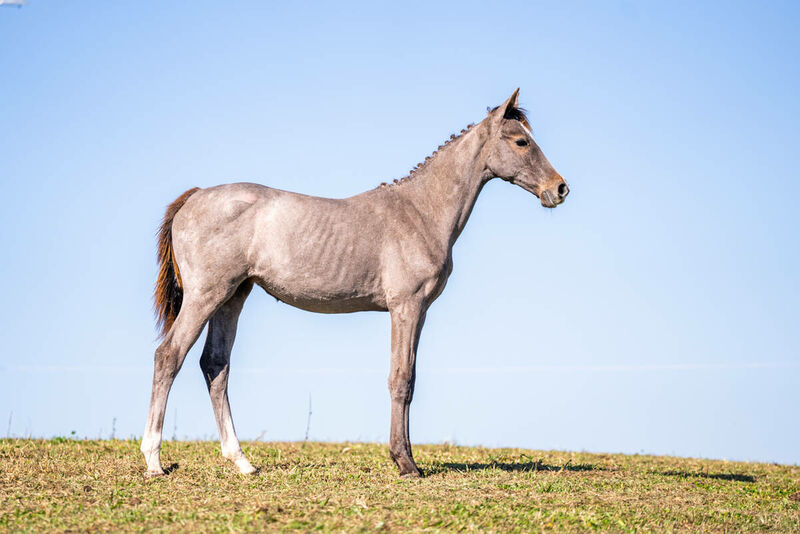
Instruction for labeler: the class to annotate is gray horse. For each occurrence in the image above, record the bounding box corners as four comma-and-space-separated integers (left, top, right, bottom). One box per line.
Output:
141, 89, 569, 477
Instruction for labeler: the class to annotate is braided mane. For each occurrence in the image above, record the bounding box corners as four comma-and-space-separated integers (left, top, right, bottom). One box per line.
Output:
377, 122, 477, 189
376, 103, 529, 189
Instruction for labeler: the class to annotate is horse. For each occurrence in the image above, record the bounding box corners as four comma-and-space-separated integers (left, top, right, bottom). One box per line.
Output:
141, 89, 569, 478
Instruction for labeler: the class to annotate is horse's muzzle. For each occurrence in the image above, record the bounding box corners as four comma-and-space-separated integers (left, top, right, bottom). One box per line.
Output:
541, 183, 569, 208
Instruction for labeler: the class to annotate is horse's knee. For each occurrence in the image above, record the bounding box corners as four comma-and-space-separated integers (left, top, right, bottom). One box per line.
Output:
388, 373, 415, 403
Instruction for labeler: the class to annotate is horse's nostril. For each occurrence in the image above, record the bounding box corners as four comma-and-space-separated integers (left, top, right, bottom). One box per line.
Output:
558, 183, 569, 198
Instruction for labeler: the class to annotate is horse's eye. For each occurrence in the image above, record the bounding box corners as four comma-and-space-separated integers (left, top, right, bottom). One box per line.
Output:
515, 139, 528, 147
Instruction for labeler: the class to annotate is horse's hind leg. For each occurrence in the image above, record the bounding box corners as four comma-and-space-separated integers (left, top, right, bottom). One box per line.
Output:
199, 280, 255, 474
141, 289, 229, 476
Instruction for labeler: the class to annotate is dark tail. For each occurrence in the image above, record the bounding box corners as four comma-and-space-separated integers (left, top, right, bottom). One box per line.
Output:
154, 187, 200, 338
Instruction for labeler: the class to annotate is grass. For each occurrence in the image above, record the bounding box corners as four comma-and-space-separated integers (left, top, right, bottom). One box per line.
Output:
1, 439, 799, 532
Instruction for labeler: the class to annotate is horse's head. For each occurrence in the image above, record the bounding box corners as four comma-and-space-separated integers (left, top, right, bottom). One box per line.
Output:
483, 89, 569, 208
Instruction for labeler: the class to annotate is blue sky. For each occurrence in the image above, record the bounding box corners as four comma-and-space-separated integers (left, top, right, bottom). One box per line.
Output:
1, 1, 798, 464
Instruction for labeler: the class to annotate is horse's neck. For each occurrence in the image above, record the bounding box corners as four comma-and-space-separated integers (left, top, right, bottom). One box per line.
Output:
396, 126, 488, 250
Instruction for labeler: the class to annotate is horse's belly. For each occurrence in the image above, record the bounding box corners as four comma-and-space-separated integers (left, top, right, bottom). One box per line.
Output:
254, 276, 387, 313
246, 193, 388, 312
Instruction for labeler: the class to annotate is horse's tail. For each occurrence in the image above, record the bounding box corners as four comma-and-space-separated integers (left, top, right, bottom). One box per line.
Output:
154, 187, 200, 338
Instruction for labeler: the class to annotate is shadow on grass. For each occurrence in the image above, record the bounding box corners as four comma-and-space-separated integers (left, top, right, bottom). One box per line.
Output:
660, 470, 755, 483
163, 463, 180, 475
428, 461, 601, 475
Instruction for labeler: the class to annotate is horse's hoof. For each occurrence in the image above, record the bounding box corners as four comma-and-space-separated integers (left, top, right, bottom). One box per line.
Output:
145, 469, 165, 478
235, 459, 258, 475
400, 470, 422, 479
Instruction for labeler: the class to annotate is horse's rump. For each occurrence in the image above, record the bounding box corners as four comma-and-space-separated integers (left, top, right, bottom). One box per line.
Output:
154, 187, 200, 337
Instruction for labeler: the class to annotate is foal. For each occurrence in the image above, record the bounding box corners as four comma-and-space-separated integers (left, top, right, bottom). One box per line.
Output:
141, 89, 569, 477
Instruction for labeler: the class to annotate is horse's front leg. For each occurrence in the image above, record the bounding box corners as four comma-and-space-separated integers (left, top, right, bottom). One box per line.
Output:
388, 299, 427, 478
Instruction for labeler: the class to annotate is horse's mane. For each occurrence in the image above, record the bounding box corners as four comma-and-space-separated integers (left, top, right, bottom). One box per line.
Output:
376, 122, 476, 189
377, 105, 529, 189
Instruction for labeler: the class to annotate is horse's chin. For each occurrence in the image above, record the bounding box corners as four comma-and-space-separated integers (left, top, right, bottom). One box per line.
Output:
540, 190, 562, 209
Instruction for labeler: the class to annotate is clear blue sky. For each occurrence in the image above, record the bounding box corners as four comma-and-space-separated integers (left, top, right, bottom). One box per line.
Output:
1, 1, 798, 464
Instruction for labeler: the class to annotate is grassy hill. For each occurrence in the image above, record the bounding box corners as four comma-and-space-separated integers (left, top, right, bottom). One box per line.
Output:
1, 439, 798, 532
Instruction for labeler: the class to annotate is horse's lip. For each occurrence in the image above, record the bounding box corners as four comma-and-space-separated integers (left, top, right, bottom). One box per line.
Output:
540, 191, 561, 208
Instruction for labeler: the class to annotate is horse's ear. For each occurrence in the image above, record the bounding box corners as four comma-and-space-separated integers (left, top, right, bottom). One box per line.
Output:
503, 88, 520, 115
490, 88, 520, 123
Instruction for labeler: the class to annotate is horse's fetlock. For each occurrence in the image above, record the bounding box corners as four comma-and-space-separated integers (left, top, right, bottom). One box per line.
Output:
222, 447, 244, 460
388, 445, 403, 462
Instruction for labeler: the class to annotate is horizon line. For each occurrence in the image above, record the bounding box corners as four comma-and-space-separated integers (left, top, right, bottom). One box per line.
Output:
4, 361, 799, 374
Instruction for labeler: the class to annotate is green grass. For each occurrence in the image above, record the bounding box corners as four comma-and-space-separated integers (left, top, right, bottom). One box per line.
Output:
1, 439, 799, 532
